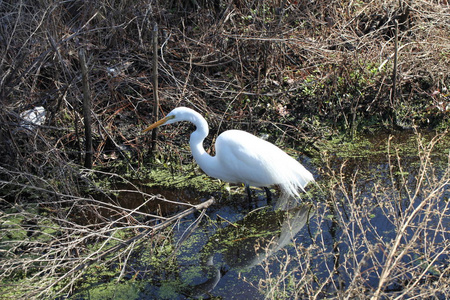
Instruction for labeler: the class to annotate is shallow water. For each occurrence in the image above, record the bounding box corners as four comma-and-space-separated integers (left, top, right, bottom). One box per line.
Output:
77, 131, 450, 299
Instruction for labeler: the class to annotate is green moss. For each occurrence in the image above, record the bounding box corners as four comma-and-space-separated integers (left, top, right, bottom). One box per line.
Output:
142, 164, 224, 193
1, 216, 27, 241
1, 277, 43, 299
66, 229, 180, 298
157, 280, 183, 299
316, 130, 449, 164
71, 281, 143, 300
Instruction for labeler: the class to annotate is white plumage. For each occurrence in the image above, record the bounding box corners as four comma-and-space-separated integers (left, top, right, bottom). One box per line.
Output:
144, 107, 314, 198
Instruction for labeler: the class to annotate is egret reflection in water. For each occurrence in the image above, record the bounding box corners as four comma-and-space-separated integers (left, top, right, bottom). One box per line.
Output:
187, 203, 314, 298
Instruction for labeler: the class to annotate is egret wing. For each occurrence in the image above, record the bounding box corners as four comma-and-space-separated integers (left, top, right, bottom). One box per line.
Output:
215, 130, 313, 196
215, 130, 275, 186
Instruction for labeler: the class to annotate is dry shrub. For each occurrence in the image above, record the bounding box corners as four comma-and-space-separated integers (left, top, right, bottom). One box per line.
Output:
0, 2, 216, 298
257, 130, 450, 299
0, 0, 449, 298
1, 1, 448, 152
0, 165, 214, 298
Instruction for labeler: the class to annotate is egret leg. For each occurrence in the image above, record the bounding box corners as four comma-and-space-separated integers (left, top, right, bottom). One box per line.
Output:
264, 187, 272, 204
245, 184, 252, 201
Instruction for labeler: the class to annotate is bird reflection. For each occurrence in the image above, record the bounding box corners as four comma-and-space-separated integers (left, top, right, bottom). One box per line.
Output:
187, 203, 314, 298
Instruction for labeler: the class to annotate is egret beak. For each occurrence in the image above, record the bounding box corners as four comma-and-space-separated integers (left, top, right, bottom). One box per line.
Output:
143, 115, 174, 133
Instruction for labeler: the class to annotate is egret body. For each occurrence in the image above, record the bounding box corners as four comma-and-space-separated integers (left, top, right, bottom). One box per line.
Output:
144, 107, 314, 198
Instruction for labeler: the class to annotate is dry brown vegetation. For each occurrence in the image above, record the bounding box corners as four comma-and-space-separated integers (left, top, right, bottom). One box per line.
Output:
0, 0, 449, 298
257, 131, 450, 299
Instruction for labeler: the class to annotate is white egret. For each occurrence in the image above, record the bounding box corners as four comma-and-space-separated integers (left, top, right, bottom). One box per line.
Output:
144, 107, 314, 199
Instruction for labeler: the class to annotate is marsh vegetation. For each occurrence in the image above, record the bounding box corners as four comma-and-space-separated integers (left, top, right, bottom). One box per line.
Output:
1, 0, 449, 299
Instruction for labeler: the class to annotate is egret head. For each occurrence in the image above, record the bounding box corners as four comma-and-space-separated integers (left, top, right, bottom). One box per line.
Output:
143, 107, 200, 132
143, 114, 175, 132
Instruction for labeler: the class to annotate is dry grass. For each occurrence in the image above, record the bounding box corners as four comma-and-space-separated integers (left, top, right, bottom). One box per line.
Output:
1, 1, 449, 145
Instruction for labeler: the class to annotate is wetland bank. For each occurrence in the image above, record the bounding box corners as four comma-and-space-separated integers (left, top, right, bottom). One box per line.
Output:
2, 129, 449, 299
1, 0, 449, 299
